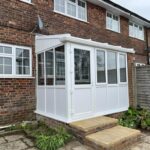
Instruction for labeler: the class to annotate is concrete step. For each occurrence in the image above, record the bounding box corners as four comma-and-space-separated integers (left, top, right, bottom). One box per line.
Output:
86, 125, 141, 150
69, 116, 118, 137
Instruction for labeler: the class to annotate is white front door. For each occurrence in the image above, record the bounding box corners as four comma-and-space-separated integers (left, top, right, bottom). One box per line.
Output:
71, 44, 95, 120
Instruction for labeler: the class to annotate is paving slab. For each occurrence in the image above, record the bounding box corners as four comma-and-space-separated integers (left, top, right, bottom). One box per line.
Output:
129, 143, 150, 150
72, 145, 93, 150
70, 116, 118, 132
0, 137, 6, 144
0, 140, 28, 150
86, 125, 141, 149
4, 134, 25, 142
22, 138, 34, 147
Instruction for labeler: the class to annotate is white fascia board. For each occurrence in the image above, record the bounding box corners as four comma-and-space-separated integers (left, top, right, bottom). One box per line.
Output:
60, 36, 135, 54
35, 34, 71, 40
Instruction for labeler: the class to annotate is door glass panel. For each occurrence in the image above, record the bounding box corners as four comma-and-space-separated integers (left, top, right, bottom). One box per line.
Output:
107, 52, 117, 84
55, 46, 65, 85
74, 49, 90, 84
120, 54, 127, 82
97, 51, 106, 83
38, 53, 45, 85
46, 50, 54, 85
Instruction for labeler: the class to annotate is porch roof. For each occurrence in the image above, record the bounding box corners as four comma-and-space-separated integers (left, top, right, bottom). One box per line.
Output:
36, 34, 135, 54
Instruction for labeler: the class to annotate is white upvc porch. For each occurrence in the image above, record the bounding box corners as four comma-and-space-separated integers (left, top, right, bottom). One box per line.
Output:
35, 34, 135, 123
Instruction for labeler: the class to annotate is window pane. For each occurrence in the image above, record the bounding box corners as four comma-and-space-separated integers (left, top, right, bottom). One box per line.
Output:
55, 46, 65, 85
107, 52, 117, 84
16, 66, 23, 75
16, 48, 23, 57
74, 49, 90, 84
97, 51, 106, 83
0, 46, 3, 53
4, 57, 12, 65
23, 49, 29, 58
120, 54, 126, 82
4, 66, 12, 74
0, 57, 3, 64
16, 48, 30, 75
0, 65, 3, 74
67, 2, 76, 17
4, 47, 12, 54
78, 1, 86, 20
38, 53, 45, 85
46, 50, 54, 85
55, 0, 65, 13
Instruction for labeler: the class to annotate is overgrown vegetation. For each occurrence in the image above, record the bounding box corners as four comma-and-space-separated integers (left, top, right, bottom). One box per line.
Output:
119, 107, 150, 130
7, 122, 73, 150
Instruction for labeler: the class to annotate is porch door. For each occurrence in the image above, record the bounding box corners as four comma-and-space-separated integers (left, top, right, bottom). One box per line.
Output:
71, 44, 95, 120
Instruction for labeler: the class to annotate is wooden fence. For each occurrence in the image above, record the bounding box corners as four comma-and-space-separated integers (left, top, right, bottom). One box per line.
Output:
136, 65, 150, 109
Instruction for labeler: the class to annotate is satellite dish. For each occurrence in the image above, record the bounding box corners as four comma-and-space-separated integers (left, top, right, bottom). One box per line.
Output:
37, 15, 44, 30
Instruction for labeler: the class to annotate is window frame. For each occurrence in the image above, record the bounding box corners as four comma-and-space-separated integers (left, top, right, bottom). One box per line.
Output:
74, 48, 91, 85
129, 21, 144, 40
96, 50, 128, 85
37, 44, 66, 87
0, 43, 32, 78
106, 11, 120, 33
54, 0, 87, 22
96, 49, 107, 85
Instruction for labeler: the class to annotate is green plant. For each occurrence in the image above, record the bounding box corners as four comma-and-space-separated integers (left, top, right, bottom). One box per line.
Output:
36, 127, 72, 150
119, 107, 150, 130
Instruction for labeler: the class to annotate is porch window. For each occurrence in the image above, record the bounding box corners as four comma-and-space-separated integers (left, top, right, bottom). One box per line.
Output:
38, 53, 45, 85
107, 52, 117, 84
0, 44, 32, 77
37, 46, 65, 86
55, 46, 65, 85
97, 50, 106, 83
46, 50, 54, 85
54, 0, 87, 21
74, 49, 90, 84
119, 54, 127, 82
106, 12, 120, 32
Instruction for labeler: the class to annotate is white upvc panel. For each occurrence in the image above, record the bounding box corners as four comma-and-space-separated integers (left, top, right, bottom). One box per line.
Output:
55, 88, 67, 117
119, 84, 129, 108
46, 88, 55, 114
95, 86, 108, 113
37, 87, 46, 112
72, 88, 93, 116
107, 86, 119, 110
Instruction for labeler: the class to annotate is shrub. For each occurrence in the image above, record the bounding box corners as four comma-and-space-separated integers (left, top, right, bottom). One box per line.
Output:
119, 107, 150, 130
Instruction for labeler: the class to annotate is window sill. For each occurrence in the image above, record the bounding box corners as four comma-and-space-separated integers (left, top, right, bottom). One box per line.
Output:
106, 28, 120, 34
19, 0, 34, 5
0, 76, 35, 79
53, 10, 89, 24
129, 35, 145, 42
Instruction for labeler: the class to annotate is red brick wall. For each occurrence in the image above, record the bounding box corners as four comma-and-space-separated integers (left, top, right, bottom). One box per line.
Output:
0, 0, 149, 124
0, 27, 36, 125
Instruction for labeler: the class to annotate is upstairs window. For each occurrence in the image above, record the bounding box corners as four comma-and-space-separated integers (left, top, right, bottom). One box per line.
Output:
106, 12, 120, 33
54, 0, 87, 21
129, 22, 144, 40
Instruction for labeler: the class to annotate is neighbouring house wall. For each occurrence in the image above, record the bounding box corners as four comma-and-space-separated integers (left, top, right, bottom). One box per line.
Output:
0, 0, 149, 124
136, 66, 150, 109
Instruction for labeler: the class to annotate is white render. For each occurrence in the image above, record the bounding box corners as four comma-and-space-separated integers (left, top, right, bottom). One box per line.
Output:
35, 34, 134, 123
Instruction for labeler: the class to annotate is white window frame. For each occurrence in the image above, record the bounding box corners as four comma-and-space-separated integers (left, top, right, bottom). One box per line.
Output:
129, 21, 144, 40
0, 43, 32, 78
96, 49, 107, 85
20, 0, 32, 4
96, 50, 128, 85
106, 11, 120, 33
54, 0, 87, 22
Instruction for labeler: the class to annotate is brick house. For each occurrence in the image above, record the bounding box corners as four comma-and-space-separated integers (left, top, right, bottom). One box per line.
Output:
0, 0, 150, 125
